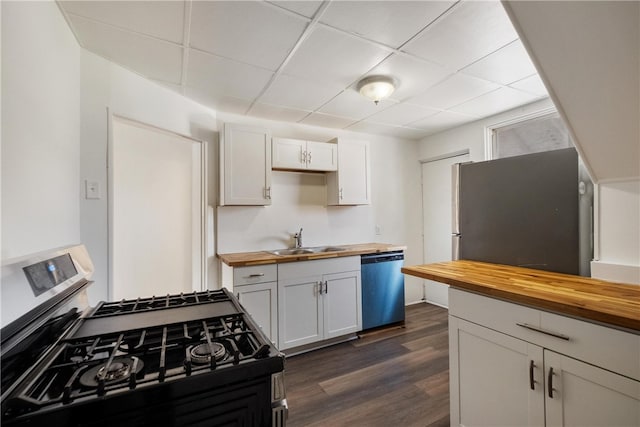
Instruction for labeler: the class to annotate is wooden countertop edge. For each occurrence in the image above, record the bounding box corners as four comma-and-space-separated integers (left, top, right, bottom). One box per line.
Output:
402, 265, 640, 332
218, 243, 406, 267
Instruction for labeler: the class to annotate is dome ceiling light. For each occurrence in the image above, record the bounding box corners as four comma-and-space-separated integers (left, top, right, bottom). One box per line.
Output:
356, 75, 397, 105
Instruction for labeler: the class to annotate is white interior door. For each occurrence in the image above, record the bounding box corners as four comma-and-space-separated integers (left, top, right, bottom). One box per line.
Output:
421, 152, 469, 307
110, 117, 205, 300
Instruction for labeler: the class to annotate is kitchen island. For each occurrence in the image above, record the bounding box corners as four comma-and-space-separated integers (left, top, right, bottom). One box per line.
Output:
403, 260, 640, 427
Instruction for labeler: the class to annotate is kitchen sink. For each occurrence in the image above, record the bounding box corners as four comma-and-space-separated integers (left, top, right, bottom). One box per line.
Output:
268, 246, 347, 256
269, 248, 315, 256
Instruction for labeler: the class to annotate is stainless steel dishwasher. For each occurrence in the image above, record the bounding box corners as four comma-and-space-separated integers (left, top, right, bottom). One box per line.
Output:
361, 251, 405, 330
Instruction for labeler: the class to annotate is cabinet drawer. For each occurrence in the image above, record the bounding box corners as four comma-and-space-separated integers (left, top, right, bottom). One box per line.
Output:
234, 264, 277, 285
540, 312, 640, 381
449, 288, 542, 341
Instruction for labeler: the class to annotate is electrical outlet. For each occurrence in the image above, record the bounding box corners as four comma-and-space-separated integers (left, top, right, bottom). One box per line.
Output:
85, 180, 101, 199
375, 224, 382, 235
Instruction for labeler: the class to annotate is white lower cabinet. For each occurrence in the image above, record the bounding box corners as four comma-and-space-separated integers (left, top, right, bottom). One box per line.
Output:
233, 265, 278, 344
236, 282, 278, 345
277, 257, 362, 350
449, 288, 640, 427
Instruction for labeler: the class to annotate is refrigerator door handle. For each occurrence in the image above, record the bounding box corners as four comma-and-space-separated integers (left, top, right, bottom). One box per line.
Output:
451, 163, 461, 235
452, 234, 461, 260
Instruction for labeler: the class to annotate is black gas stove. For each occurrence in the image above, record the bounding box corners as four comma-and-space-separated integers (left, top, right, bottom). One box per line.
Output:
1, 245, 286, 426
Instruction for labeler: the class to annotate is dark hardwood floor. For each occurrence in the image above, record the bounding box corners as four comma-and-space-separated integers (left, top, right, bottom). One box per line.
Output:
284, 303, 450, 427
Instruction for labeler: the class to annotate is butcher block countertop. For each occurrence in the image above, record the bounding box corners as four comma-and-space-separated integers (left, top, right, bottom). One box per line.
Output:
218, 243, 406, 267
402, 260, 640, 332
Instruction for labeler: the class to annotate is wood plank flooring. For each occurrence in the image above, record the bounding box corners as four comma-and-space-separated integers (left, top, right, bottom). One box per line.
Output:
284, 303, 449, 427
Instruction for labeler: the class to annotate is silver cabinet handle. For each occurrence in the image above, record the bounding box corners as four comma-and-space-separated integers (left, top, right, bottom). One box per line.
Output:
318, 281, 323, 295
302, 151, 307, 164
516, 323, 570, 341
264, 186, 271, 200
339, 188, 343, 200
307, 151, 312, 164
247, 273, 265, 278
324, 281, 328, 293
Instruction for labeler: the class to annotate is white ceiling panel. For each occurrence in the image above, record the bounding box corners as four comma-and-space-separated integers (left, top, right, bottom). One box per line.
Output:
260, 74, 343, 111
509, 74, 549, 97
190, 1, 307, 71
319, 89, 396, 120
408, 110, 478, 133
60, 1, 184, 44
366, 54, 451, 102
300, 112, 358, 129
461, 40, 539, 85
186, 49, 274, 103
366, 103, 439, 126
283, 26, 392, 86
69, 14, 183, 84
250, 103, 311, 122
403, 1, 518, 70
320, 1, 456, 48
57, 0, 550, 140
408, 73, 500, 109
450, 87, 541, 117
269, 1, 323, 18
347, 121, 428, 140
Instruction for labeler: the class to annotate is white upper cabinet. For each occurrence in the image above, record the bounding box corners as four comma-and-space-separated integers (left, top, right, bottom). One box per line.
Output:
272, 137, 337, 171
220, 123, 272, 206
327, 139, 371, 205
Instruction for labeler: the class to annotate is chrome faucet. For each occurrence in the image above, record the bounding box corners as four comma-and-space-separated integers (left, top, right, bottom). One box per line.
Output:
294, 228, 303, 248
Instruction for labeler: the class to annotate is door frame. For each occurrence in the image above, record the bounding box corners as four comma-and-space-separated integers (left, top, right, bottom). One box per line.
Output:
419, 149, 470, 305
107, 112, 208, 300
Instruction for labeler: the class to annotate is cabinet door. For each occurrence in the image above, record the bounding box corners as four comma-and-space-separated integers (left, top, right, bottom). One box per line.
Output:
222, 123, 271, 205
449, 317, 545, 427
236, 282, 278, 344
306, 141, 337, 171
278, 276, 323, 350
322, 270, 361, 339
327, 140, 370, 205
544, 350, 640, 427
272, 137, 305, 169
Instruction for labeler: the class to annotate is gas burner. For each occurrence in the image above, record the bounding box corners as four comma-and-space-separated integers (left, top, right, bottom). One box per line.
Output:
189, 342, 227, 365
79, 356, 144, 388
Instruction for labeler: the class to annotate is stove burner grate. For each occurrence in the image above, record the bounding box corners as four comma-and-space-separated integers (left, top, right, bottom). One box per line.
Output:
79, 356, 144, 388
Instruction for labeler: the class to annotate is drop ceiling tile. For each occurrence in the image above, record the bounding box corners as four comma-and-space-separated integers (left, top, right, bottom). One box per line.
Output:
347, 121, 428, 140
509, 74, 549, 97
408, 73, 500, 109
366, 103, 439, 126
190, 1, 307, 71
269, 1, 323, 18
184, 90, 253, 115
69, 15, 182, 84
408, 110, 478, 133
283, 26, 392, 87
59, 0, 184, 43
403, 1, 518, 70
299, 113, 358, 129
319, 89, 396, 120
320, 1, 456, 47
186, 49, 274, 103
461, 40, 538, 85
260, 74, 343, 111
249, 103, 311, 122
449, 87, 541, 117
366, 54, 451, 101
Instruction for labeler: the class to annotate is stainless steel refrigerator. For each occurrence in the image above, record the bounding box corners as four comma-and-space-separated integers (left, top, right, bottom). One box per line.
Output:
452, 148, 590, 276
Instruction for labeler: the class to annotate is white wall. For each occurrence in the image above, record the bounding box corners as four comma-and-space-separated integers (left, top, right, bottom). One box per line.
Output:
1, 1, 80, 259
216, 112, 424, 304
80, 50, 218, 303
592, 179, 640, 284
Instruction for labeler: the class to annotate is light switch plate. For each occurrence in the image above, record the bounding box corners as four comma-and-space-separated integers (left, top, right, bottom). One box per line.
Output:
85, 180, 100, 199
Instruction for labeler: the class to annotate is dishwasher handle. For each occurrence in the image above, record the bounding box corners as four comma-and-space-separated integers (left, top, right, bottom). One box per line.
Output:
361, 251, 404, 264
